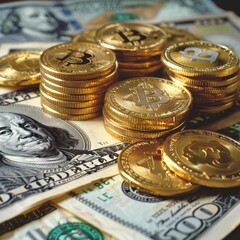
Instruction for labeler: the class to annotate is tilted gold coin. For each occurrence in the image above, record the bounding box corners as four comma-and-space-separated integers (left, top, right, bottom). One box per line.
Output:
0, 51, 41, 86
40, 42, 116, 80
158, 25, 201, 46
96, 22, 167, 56
163, 130, 240, 188
161, 41, 239, 77
71, 28, 97, 43
104, 77, 192, 125
118, 141, 199, 196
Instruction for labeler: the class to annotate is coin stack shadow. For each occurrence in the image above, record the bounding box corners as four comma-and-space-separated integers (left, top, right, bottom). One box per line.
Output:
95, 22, 167, 80
161, 40, 240, 114
39, 42, 118, 120
103, 77, 193, 143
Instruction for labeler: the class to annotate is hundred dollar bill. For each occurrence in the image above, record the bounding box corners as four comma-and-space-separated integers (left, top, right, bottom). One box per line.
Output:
53, 116, 240, 240
0, 86, 126, 223
0, 0, 223, 43
54, 175, 240, 240
0, 202, 114, 239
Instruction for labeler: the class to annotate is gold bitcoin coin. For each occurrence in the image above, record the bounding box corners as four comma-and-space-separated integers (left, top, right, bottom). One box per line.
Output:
71, 28, 98, 43
104, 77, 192, 125
0, 51, 41, 86
40, 83, 106, 101
40, 42, 116, 80
161, 41, 239, 77
163, 130, 240, 188
41, 97, 102, 115
165, 69, 240, 87
41, 63, 118, 88
96, 22, 167, 56
159, 25, 201, 46
41, 76, 116, 95
103, 106, 176, 130
103, 111, 186, 139
169, 76, 239, 95
42, 102, 102, 120
118, 141, 199, 196
40, 90, 104, 109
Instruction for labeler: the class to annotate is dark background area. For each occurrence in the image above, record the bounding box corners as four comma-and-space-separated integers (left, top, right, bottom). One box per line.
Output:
214, 0, 240, 16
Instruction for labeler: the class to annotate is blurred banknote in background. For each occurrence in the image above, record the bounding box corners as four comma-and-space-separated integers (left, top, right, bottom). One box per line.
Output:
0, 0, 224, 43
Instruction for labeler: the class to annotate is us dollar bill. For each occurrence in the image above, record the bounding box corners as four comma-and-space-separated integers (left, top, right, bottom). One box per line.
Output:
0, 0, 223, 43
54, 175, 240, 240
0, 202, 115, 239
52, 115, 240, 240
0, 96, 126, 223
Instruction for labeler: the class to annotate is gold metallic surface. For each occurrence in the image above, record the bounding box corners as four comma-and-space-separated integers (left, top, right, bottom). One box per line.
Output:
40, 90, 104, 108
163, 130, 240, 188
41, 102, 102, 120
40, 42, 116, 80
41, 76, 116, 95
118, 141, 199, 196
161, 41, 239, 77
103, 106, 177, 130
41, 64, 118, 88
41, 97, 103, 115
96, 22, 167, 55
0, 51, 41, 86
40, 83, 106, 101
104, 77, 192, 125
165, 69, 240, 87
103, 111, 186, 139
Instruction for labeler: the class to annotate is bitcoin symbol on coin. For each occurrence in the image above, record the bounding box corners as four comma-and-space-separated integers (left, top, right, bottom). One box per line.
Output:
115, 27, 147, 45
179, 47, 219, 63
57, 49, 93, 66
123, 82, 170, 110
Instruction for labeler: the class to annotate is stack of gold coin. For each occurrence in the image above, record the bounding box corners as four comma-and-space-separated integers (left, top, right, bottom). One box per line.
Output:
0, 51, 42, 87
117, 129, 240, 197
161, 40, 240, 114
39, 42, 118, 120
103, 77, 192, 143
95, 22, 167, 80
